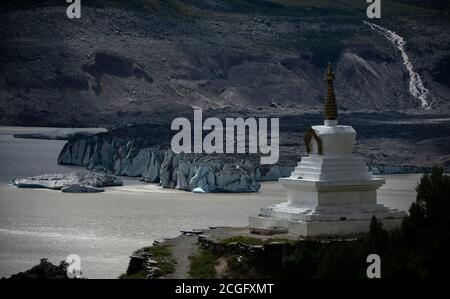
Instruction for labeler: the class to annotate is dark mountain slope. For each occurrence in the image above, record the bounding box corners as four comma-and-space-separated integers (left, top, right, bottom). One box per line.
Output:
0, 0, 449, 126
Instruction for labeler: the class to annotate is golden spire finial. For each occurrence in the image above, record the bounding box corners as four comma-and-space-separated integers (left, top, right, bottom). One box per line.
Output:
324, 62, 337, 120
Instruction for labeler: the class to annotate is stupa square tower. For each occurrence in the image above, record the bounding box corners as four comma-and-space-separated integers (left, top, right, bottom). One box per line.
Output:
249, 63, 406, 236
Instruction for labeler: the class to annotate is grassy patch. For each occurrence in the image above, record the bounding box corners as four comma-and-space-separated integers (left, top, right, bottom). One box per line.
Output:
188, 249, 218, 279
224, 255, 257, 279
119, 244, 176, 279
142, 244, 171, 257
143, 245, 176, 275
119, 271, 147, 279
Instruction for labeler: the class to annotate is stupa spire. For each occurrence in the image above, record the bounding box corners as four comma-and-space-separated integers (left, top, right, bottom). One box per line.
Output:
324, 62, 337, 121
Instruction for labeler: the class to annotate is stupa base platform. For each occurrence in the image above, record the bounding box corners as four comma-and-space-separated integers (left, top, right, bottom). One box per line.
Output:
249, 204, 405, 237
249, 177, 406, 237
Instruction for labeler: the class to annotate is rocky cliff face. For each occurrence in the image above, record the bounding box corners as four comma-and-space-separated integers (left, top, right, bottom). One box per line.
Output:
1, 1, 448, 126
58, 132, 293, 193
56, 110, 450, 193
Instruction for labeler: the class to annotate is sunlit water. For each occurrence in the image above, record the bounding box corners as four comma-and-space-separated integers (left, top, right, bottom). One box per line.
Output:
0, 127, 420, 278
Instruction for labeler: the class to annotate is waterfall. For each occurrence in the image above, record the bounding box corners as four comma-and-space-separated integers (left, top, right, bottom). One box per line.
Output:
363, 20, 429, 108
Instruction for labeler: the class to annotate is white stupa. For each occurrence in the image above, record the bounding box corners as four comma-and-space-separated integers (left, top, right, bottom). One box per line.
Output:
249, 63, 406, 236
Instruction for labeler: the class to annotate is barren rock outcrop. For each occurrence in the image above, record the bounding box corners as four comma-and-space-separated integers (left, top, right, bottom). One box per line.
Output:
13, 172, 123, 191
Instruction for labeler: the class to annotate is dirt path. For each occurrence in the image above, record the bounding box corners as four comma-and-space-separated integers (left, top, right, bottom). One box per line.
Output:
161, 226, 299, 278
164, 234, 200, 279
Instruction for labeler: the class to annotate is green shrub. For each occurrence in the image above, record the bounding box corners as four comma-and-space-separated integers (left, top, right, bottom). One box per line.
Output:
188, 249, 218, 279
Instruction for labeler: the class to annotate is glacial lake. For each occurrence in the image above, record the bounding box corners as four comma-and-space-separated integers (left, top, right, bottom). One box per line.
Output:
0, 127, 420, 278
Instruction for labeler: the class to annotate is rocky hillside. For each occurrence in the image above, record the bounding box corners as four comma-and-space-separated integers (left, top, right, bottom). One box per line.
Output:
0, 0, 449, 126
